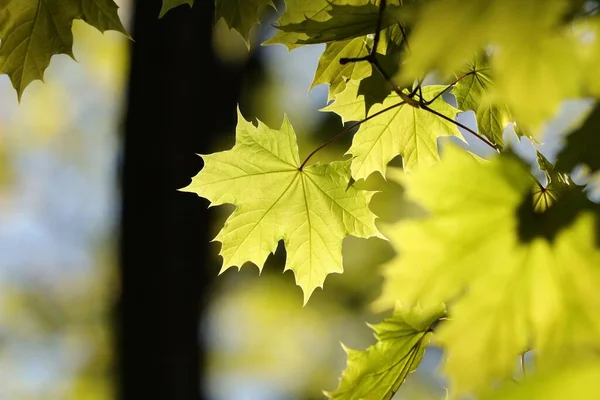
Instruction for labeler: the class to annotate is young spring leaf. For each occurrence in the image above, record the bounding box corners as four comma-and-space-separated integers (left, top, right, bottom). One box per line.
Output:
311, 37, 372, 101
181, 110, 382, 303
376, 146, 600, 397
0, 0, 127, 100
326, 304, 445, 400
451, 55, 526, 147
332, 85, 463, 180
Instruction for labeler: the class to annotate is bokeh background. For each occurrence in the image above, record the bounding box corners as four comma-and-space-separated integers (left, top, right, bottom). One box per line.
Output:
0, 1, 592, 400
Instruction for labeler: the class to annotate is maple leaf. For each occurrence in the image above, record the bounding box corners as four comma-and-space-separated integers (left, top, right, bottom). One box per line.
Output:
451, 55, 528, 146
181, 110, 382, 303
316, 24, 404, 107
376, 145, 600, 397
482, 360, 600, 400
326, 304, 445, 400
160, 0, 273, 43
401, 0, 581, 132
0, 0, 127, 100
274, 2, 402, 45
311, 37, 372, 101
332, 85, 463, 180
533, 151, 577, 212
264, 0, 410, 49
159, 0, 193, 18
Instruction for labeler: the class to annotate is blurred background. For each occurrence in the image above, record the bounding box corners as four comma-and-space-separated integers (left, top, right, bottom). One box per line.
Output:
0, 1, 591, 400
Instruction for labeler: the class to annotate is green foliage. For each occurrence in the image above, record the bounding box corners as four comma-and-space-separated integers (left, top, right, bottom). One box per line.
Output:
377, 146, 600, 397
339, 85, 463, 179
451, 55, 524, 146
0, 0, 127, 99
6, 0, 600, 398
159, 0, 194, 18
181, 110, 382, 303
325, 304, 445, 399
482, 360, 600, 400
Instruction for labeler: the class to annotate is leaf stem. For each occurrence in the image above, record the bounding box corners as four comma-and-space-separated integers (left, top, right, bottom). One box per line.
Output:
299, 101, 406, 169
423, 69, 487, 106
420, 103, 501, 152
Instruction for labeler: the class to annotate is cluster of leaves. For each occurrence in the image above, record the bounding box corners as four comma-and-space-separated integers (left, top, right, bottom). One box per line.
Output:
3, 0, 600, 399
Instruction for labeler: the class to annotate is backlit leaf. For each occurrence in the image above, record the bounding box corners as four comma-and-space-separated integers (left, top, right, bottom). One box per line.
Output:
326, 304, 445, 400
182, 110, 382, 303
338, 85, 463, 180
377, 146, 600, 397
0, 0, 127, 99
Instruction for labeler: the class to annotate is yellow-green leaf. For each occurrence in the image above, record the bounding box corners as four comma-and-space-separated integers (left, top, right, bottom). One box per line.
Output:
401, 0, 581, 132
340, 85, 463, 180
326, 304, 445, 400
451, 55, 523, 146
482, 360, 600, 400
0, 0, 127, 100
377, 146, 600, 397
274, 1, 402, 45
311, 37, 371, 101
182, 110, 382, 303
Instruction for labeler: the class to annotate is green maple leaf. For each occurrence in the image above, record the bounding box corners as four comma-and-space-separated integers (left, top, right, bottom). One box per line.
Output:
556, 105, 600, 175
336, 85, 463, 180
264, 0, 411, 49
326, 304, 445, 400
533, 151, 576, 212
482, 360, 600, 400
274, 1, 402, 45
0, 0, 127, 99
159, 0, 193, 18
311, 36, 371, 101
312, 24, 404, 102
263, 0, 340, 49
160, 0, 273, 44
321, 80, 370, 123
401, 0, 581, 132
181, 110, 382, 303
376, 146, 600, 396
451, 55, 528, 147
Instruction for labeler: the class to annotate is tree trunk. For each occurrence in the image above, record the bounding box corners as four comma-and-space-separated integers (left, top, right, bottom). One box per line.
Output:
117, 1, 247, 398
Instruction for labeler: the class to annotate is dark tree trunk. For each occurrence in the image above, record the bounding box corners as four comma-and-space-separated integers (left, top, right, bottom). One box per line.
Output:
117, 1, 247, 398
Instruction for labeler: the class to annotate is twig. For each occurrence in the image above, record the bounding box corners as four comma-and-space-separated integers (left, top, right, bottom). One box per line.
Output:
299, 101, 406, 169
420, 103, 500, 152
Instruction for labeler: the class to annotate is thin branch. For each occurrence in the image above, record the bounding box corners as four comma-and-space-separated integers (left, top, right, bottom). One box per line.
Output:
372, 0, 387, 52
423, 68, 488, 106
328, 0, 505, 162
370, 56, 421, 107
420, 103, 500, 152
299, 101, 406, 169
